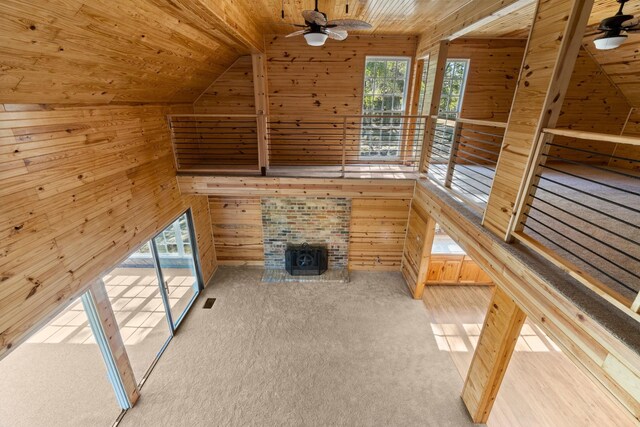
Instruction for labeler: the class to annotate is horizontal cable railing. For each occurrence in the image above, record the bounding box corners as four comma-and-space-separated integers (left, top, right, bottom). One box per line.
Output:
426, 117, 507, 210
168, 114, 260, 173
268, 115, 425, 178
168, 114, 425, 178
512, 128, 640, 317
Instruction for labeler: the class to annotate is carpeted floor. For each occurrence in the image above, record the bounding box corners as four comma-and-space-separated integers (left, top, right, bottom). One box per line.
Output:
120, 267, 474, 427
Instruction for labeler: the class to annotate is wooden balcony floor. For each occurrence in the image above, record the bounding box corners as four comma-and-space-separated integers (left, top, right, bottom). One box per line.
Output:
267, 164, 419, 179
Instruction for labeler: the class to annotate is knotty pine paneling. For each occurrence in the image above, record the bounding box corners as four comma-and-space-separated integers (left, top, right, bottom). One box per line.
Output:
194, 56, 256, 115
266, 34, 417, 166
266, 35, 417, 116
617, 108, 640, 170
401, 196, 431, 294
208, 196, 264, 266
0, 0, 258, 104
0, 103, 216, 357
248, 0, 473, 36
551, 48, 633, 162
349, 198, 410, 271
450, 38, 526, 122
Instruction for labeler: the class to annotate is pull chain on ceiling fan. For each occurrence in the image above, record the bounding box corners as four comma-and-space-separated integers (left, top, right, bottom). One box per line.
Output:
282, 0, 372, 46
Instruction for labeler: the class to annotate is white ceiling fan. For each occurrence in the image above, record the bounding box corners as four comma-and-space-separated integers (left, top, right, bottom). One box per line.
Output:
284, 0, 372, 46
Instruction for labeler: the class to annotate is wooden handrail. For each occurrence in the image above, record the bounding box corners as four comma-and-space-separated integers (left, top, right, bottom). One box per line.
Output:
543, 128, 640, 146
457, 118, 507, 128
168, 114, 259, 118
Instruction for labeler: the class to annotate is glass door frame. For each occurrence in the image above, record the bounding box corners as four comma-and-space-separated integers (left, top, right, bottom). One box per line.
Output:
149, 208, 204, 332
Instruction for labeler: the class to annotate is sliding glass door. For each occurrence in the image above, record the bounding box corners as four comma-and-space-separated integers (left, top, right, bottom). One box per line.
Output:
152, 212, 201, 329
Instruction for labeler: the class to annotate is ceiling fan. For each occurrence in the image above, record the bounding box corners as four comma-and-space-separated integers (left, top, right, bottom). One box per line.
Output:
587, 0, 640, 50
284, 0, 372, 47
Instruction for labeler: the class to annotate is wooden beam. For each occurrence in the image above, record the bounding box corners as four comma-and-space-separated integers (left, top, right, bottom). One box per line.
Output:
414, 180, 640, 419
89, 280, 140, 407
252, 53, 270, 171
416, 0, 532, 56
483, 0, 595, 239
419, 41, 449, 173
462, 286, 526, 423
413, 215, 437, 299
177, 175, 416, 199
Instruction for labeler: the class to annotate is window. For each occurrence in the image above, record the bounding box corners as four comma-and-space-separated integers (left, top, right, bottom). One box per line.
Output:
360, 56, 411, 158
438, 59, 469, 119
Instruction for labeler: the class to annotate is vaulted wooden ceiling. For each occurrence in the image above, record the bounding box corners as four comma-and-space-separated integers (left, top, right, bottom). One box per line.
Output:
2, 0, 640, 105
463, 0, 640, 106
249, 0, 476, 35
0, 0, 262, 104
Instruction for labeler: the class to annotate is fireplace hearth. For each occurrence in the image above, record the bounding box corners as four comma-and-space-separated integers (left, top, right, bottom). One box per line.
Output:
285, 243, 328, 276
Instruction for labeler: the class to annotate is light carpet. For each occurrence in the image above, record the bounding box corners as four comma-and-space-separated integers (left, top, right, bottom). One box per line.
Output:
120, 267, 474, 427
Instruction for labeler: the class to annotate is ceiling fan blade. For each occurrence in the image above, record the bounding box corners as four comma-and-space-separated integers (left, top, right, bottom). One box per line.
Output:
326, 29, 348, 41
285, 29, 307, 38
326, 19, 372, 30
302, 10, 327, 26
583, 31, 603, 37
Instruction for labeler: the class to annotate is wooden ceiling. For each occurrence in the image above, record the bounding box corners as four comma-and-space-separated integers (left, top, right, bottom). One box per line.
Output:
2, 0, 639, 105
465, 0, 640, 38
0, 0, 262, 104
248, 0, 475, 35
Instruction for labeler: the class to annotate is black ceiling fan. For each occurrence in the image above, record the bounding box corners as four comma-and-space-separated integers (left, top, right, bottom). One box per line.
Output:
284, 0, 372, 46
587, 0, 639, 50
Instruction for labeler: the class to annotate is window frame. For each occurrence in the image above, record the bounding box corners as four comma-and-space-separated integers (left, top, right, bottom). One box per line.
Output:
438, 58, 470, 119
360, 55, 413, 159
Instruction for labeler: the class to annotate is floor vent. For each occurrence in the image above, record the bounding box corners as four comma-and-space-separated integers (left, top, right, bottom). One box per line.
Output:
203, 298, 216, 309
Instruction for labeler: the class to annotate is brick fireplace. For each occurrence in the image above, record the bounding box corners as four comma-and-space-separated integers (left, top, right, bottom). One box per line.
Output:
261, 197, 351, 270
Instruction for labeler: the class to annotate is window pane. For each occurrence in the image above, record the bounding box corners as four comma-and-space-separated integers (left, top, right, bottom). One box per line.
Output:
360, 57, 411, 158
438, 59, 469, 117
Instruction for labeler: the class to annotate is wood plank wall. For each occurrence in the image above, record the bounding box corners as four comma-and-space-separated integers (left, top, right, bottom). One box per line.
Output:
0, 0, 255, 104
401, 195, 432, 295
208, 196, 264, 266
552, 48, 633, 162
265, 35, 417, 166
450, 38, 526, 122
0, 103, 216, 357
194, 56, 256, 114
349, 198, 411, 271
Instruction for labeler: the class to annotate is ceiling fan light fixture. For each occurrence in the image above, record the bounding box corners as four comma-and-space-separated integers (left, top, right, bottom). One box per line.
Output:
304, 31, 328, 46
593, 33, 627, 50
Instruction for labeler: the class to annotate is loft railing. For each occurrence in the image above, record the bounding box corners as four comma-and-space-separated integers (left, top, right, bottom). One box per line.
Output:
168, 114, 261, 174
168, 114, 426, 178
425, 116, 507, 211
268, 114, 425, 177
511, 128, 640, 317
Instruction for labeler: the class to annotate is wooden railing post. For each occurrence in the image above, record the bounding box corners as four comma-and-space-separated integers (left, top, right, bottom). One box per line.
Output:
341, 116, 347, 178
508, 132, 553, 236
444, 120, 462, 188
252, 53, 269, 175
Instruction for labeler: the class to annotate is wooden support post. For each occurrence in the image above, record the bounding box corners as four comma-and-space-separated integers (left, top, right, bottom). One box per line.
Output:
403, 59, 426, 164
341, 116, 347, 178
252, 53, 269, 174
462, 286, 526, 423
89, 280, 140, 406
631, 293, 640, 313
418, 41, 450, 173
482, 0, 594, 239
413, 215, 437, 299
444, 120, 462, 188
